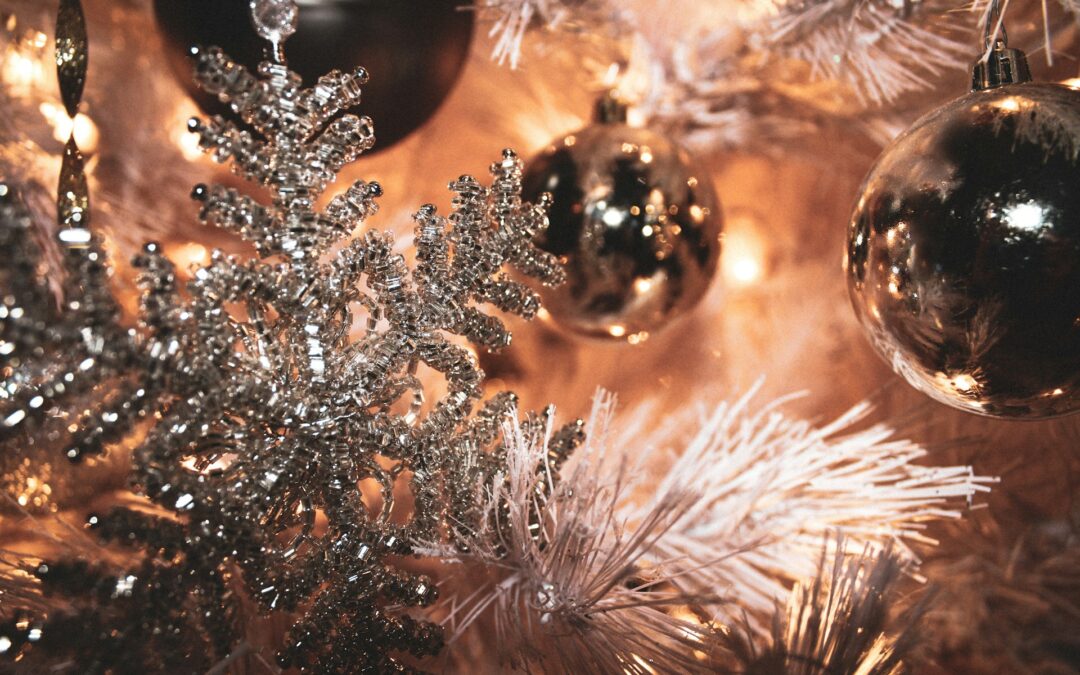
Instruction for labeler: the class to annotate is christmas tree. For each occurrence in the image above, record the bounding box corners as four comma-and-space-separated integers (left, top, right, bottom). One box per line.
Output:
1, 0, 1077, 672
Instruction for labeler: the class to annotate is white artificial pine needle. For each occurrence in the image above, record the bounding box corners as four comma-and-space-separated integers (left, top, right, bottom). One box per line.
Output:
432, 384, 994, 670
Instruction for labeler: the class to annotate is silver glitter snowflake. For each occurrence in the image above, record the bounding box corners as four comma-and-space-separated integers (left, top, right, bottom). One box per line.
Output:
0, 43, 584, 671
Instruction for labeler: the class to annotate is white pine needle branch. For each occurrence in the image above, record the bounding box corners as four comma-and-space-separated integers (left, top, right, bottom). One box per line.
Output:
621, 383, 996, 633
765, 0, 971, 105
427, 393, 725, 673
428, 385, 994, 670
476, 0, 601, 68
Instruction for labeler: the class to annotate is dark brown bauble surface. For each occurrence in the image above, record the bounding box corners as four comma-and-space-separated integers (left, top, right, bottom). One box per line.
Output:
154, 0, 473, 154
846, 82, 1080, 418
523, 122, 722, 341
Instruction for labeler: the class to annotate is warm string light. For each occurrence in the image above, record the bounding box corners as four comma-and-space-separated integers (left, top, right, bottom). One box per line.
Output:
1, 48, 45, 94
163, 240, 210, 278
0, 15, 100, 178
721, 213, 768, 288
0, 21, 48, 97
38, 102, 98, 152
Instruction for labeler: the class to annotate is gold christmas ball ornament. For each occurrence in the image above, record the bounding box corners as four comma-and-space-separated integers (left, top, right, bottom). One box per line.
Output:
846, 38, 1080, 418
522, 96, 722, 342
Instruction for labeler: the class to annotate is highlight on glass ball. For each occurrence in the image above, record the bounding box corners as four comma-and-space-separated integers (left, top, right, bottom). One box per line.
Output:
846, 74, 1080, 419
522, 95, 722, 342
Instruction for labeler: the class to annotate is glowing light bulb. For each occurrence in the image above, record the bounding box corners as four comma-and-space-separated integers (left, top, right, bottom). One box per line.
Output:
39, 102, 99, 153
721, 223, 767, 288
2, 50, 44, 93
730, 257, 762, 285
169, 242, 210, 275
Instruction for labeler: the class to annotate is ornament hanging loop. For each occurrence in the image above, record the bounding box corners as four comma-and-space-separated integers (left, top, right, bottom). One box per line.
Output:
594, 91, 629, 125
981, 0, 1009, 52
972, 0, 1031, 90
249, 0, 298, 64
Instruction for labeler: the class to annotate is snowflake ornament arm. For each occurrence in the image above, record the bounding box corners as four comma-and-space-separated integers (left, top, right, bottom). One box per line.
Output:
1, 30, 579, 671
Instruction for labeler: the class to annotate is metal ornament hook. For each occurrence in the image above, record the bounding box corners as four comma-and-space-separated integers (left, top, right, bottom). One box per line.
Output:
982, 0, 1009, 51
972, 0, 1031, 90
249, 0, 298, 64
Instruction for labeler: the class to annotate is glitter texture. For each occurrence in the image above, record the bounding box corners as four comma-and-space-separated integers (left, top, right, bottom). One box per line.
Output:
0, 43, 583, 671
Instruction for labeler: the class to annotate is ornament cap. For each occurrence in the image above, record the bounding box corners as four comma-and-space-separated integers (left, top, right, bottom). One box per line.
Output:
972, 43, 1032, 91
593, 92, 629, 125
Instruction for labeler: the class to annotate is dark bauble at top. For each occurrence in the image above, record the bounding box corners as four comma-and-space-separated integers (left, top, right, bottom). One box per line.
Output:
154, 0, 473, 155
846, 82, 1080, 418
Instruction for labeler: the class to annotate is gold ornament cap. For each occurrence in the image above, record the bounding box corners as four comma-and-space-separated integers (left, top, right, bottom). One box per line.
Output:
972, 42, 1031, 90
593, 91, 629, 124
972, 0, 1031, 91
